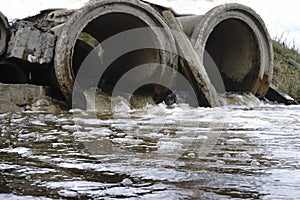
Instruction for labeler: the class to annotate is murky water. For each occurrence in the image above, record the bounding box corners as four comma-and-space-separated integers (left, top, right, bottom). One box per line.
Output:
1, 94, 299, 199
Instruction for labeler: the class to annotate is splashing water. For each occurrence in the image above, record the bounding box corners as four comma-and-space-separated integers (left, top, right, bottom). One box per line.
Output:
1, 93, 300, 199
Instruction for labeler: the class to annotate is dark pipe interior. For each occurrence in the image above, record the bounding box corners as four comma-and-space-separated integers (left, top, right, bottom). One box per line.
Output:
73, 13, 161, 96
204, 19, 260, 92
0, 60, 65, 101
0, 63, 27, 84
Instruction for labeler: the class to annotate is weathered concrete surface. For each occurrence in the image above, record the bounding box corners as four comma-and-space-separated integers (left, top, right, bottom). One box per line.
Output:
54, 0, 178, 105
177, 3, 274, 97
23, 9, 75, 29
0, 98, 21, 113
47, 9, 76, 27
0, 12, 9, 58
0, 2, 277, 110
0, 83, 65, 113
162, 10, 220, 107
7, 21, 56, 64
0, 83, 49, 106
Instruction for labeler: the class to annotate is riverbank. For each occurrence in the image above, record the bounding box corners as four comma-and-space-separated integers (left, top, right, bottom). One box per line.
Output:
272, 40, 300, 102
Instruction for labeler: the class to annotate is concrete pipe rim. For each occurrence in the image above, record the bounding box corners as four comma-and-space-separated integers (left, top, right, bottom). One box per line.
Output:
0, 12, 9, 57
190, 3, 274, 96
54, 0, 177, 103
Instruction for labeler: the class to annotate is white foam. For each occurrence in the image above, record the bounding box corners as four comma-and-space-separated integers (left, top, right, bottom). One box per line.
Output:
0, 147, 32, 157
89, 127, 113, 137
58, 190, 79, 198
112, 138, 144, 145
226, 138, 246, 145
0, 194, 51, 200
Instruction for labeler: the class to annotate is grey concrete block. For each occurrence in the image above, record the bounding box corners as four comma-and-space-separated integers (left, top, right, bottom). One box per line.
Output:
7, 21, 56, 64
0, 83, 49, 106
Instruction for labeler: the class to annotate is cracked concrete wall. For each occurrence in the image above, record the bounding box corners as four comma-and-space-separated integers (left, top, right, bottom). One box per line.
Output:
7, 21, 56, 64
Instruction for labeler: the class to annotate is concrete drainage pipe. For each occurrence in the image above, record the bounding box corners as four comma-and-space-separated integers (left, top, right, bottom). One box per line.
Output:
178, 3, 274, 96
54, 0, 179, 105
0, 12, 9, 58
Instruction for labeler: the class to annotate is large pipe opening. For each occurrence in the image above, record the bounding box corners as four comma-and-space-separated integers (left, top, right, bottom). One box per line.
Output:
73, 13, 161, 96
54, 0, 179, 106
204, 19, 260, 92
177, 4, 273, 97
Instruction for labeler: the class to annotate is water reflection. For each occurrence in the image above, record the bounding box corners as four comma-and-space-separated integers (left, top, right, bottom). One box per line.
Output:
0, 94, 300, 199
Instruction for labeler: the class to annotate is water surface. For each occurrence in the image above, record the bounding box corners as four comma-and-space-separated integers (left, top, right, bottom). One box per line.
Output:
1, 94, 299, 199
